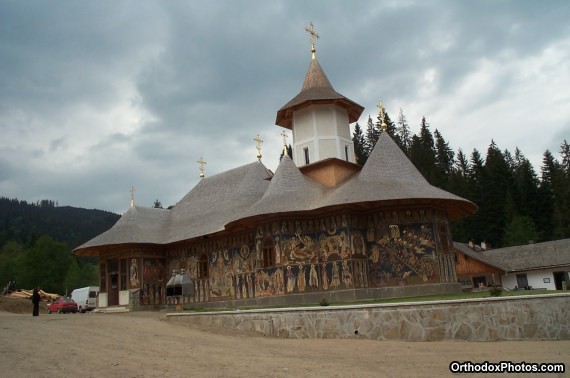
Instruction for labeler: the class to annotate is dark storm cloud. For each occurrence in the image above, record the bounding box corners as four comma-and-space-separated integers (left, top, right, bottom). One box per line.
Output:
0, 0, 568, 212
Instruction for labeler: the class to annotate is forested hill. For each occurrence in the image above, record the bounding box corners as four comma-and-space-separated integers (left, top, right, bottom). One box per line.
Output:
0, 197, 120, 249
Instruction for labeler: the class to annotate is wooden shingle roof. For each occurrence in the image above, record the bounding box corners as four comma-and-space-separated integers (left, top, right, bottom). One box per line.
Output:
75, 131, 479, 256
275, 58, 364, 129
321, 132, 478, 220
234, 155, 326, 222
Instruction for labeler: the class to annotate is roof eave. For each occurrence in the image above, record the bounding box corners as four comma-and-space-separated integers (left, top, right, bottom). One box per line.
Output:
276, 98, 364, 129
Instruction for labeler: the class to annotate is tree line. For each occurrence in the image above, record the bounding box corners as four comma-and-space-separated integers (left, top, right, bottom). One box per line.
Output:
0, 198, 120, 294
352, 108, 570, 248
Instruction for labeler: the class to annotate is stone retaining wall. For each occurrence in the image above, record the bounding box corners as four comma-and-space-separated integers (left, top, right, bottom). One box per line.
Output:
166, 293, 570, 341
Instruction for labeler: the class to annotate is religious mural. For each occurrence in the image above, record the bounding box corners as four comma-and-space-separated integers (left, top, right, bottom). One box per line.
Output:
129, 258, 139, 288
163, 212, 449, 304
253, 216, 363, 295
140, 258, 166, 305
367, 222, 438, 287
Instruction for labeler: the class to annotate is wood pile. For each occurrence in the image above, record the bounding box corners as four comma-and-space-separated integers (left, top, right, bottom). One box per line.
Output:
5, 289, 59, 302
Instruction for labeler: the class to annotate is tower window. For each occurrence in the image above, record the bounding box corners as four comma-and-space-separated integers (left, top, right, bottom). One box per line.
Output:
345, 145, 349, 161
304, 147, 310, 165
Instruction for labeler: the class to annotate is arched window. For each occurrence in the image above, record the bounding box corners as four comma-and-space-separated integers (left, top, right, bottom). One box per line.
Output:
198, 254, 209, 278
262, 238, 275, 268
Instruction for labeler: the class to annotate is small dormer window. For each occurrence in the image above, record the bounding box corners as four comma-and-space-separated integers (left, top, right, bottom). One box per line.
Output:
304, 147, 310, 165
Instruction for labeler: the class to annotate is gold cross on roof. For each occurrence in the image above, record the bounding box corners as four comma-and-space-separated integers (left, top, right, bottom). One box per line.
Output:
130, 185, 136, 208
305, 22, 319, 59
197, 156, 206, 179
280, 131, 289, 157
254, 134, 263, 161
280, 130, 288, 146
377, 99, 387, 131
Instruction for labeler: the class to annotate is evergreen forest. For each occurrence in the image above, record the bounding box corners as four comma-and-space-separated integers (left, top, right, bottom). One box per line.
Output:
352, 107, 570, 249
0, 198, 120, 294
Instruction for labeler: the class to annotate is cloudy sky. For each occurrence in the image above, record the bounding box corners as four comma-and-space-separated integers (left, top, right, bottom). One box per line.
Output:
1, 1, 569, 214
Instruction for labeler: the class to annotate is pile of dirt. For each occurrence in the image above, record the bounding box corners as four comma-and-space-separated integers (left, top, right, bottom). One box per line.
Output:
0, 296, 47, 314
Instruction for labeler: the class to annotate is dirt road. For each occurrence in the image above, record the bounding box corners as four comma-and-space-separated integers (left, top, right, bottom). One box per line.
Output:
1, 309, 568, 378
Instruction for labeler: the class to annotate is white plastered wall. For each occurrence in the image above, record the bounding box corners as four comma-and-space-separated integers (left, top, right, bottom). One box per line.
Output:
292, 104, 355, 166
500, 269, 557, 290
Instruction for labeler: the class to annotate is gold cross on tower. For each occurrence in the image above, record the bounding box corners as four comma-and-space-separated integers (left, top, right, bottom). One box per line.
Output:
197, 156, 206, 179
254, 134, 263, 161
377, 99, 388, 132
130, 185, 136, 208
305, 22, 319, 59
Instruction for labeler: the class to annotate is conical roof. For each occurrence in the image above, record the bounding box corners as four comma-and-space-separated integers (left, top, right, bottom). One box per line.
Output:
228, 156, 326, 225
321, 132, 478, 220
275, 58, 364, 129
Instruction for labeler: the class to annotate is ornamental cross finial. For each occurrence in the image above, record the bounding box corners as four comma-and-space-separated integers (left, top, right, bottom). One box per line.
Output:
197, 156, 206, 179
280, 131, 289, 157
377, 99, 387, 132
305, 22, 319, 59
130, 185, 136, 208
254, 134, 263, 161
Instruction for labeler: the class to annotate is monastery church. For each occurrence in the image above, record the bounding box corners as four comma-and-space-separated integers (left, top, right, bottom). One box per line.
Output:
75, 25, 477, 310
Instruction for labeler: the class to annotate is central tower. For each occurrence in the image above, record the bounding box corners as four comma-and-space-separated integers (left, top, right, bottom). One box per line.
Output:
275, 23, 364, 168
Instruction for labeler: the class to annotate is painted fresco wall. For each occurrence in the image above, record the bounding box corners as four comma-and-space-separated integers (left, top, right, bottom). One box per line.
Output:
366, 222, 438, 287
253, 216, 368, 297
167, 234, 257, 303
140, 258, 166, 305
166, 209, 456, 304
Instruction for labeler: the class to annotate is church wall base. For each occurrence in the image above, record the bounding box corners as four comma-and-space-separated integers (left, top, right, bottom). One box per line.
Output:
181, 282, 461, 311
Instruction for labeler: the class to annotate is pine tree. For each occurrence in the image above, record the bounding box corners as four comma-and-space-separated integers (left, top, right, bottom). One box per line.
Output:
552, 140, 570, 237
352, 122, 367, 165
365, 115, 380, 156
511, 148, 540, 222
538, 150, 558, 240
448, 149, 472, 242
502, 216, 540, 246
376, 107, 400, 148
456, 149, 470, 177
466, 149, 485, 243
561, 139, 570, 175
396, 108, 411, 154
434, 129, 455, 188
480, 141, 512, 247
409, 117, 437, 185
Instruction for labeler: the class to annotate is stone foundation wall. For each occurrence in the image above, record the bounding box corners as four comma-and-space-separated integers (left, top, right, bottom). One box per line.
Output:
166, 293, 570, 341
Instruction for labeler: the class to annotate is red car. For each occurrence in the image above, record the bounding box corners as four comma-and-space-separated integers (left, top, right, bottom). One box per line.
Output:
47, 297, 78, 314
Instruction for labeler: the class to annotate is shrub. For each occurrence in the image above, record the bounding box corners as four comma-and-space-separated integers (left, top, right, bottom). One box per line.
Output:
489, 285, 503, 297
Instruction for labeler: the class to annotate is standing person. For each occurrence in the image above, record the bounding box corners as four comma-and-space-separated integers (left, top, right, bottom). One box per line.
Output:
31, 287, 41, 316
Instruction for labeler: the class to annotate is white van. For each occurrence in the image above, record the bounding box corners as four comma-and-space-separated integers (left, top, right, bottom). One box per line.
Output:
71, 286, 99, 313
